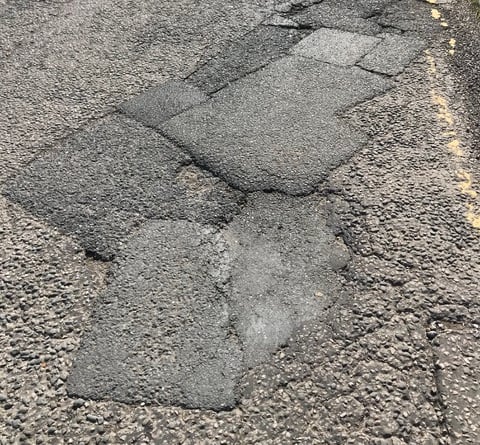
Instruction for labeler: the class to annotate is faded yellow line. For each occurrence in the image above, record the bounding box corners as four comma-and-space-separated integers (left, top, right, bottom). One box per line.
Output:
425, 45, 480, 230
467, 204, 480, 229
431, 92, 454, 126
442, 130, 457, 137
425, 50, 437, 76
457, 171, 478, 198
449, 38, 456, 56
431, 7, 449, 27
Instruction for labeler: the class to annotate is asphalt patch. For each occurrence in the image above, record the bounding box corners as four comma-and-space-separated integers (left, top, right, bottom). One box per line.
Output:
377, 0, 438, 33
291, 28, 381, 66
163, 55, 392, 195
68, 193, 349, 409
118, 80, 208, 128
359, 33, 426, 76
291, 2, 383, 35
225, 193, 350, 368
68, 220, 243, 410
2, 114, 243, 260
186, 25, 309, 94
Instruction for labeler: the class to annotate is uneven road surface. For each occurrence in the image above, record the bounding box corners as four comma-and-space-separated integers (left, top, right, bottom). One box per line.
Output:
1, 0, 480, 443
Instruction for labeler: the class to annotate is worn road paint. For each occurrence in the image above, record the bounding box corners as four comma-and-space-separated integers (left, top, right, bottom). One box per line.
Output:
466, 204, 480, 228
442, 130, 457, 137
449, 38, 456, 55
448, 139, 463, 156
426, 51, 438, 75
457, 171, 478, 198
425, 48, 480, 230
431, 92, 454, 126
431, 7, 449, 27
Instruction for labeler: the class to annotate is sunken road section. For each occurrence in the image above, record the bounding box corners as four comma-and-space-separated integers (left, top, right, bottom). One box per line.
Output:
3, 5, 427, 409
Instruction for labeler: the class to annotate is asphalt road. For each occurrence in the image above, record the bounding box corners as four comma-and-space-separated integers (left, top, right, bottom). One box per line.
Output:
1, 0, 479, 443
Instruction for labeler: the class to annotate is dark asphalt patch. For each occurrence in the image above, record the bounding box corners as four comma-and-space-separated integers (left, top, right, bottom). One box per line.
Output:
68, 220, 243, 410
2, 114, 243, 260
118, 80, 208, 128
377, 0, 437, 33
68, 193, 348, 409
186, 25, 309, 94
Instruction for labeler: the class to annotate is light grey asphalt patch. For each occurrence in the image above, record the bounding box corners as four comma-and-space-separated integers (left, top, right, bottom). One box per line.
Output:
68, 193, 349, 409
359, 33, 426, 76
118, 80, 208, 128
186, 25, 309, 94
68, 220, 243, 410
162, 55, 392, 195
2, 114, 243, 260
291, 28, 381, 67
225, 193, 350, 367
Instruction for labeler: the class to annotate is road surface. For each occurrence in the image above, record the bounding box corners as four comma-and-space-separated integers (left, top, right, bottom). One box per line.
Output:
1, 0, 479, 443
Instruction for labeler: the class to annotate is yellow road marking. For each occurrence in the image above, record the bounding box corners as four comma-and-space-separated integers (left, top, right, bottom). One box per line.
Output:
448, 38, 456, 56
448, 139, 463, 156
457, 171, 478, 198
431, 92, 454, 125
442, 131, 457, 137
467, 204, 480, 229
432, 9, 441, 19
425, 45, 480, 231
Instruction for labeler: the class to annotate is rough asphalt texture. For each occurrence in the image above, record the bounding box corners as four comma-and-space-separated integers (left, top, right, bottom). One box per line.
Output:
1, 0, 479, 444
68, 194, 348, 409
447, 0, 480, 158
